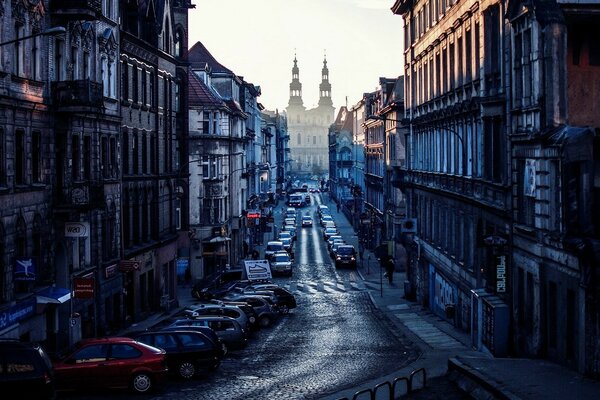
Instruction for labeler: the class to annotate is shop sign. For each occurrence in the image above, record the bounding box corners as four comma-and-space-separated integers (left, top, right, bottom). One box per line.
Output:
73, 277, 95, 299
496, 255, 506, 293
105, 264, 117, 278
65, 222, 90, 238
0, 298, 36, 330
119, 260, 140, 272
247, 211, 261, 219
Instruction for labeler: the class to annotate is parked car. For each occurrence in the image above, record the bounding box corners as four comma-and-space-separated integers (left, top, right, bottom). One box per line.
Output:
0, 339, 56, 400
323, 227, 339, 240
269, 251, 293, 277
301, 215, 313, 227
320, 214, 334, 227
182, 303, 251, 333
329, 239, 347, 257
53, 337, 168, 394
327, 235, 344, 250
264, 241, 284, 260
155, 323, 227, 355
241, 286, 297, 314
207, 299, 260, 332
165, 317, 248, 351
220, 294, 279, 328
131, 330, 222, 379
334, 245, 358, 269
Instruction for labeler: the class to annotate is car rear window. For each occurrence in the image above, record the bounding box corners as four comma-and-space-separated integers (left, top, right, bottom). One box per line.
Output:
337, 246, 355, 255
273, 254, 290, 262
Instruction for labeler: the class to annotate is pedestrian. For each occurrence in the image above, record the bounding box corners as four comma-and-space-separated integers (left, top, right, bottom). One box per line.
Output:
385, 257, 395, 284
336, 202, 340, 213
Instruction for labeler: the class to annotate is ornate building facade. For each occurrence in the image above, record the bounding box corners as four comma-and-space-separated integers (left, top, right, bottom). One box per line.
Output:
286, 55, 334, 176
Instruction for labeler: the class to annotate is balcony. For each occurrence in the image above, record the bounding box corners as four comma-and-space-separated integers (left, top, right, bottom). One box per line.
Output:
52, 80, 104, 113
56, 181, 104, 210
50, 0, 101, 21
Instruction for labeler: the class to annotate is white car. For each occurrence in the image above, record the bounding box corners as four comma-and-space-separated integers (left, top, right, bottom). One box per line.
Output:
301, 215, 313, 227
265, 241, 284, 259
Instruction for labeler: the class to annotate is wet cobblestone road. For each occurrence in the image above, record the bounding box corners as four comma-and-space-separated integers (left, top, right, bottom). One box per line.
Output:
60, 276, 419, 399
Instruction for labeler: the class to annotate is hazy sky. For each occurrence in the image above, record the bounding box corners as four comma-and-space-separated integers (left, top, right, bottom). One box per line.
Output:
188, 0, 404, 112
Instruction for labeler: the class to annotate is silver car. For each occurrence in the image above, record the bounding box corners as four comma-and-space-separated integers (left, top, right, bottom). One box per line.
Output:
269, 251, 293, 277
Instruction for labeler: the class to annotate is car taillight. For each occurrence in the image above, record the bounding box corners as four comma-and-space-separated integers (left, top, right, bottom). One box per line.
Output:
43, 372, 52, 384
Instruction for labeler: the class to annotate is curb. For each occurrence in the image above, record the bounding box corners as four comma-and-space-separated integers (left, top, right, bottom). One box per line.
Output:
448, 357, 522, 400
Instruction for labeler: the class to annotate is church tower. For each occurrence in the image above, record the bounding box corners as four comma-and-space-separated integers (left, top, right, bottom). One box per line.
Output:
288, 54, 304, 108
318, 56, 333, 107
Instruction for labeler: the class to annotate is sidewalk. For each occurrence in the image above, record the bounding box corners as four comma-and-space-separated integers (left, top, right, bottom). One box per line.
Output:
318, 193, 600, 400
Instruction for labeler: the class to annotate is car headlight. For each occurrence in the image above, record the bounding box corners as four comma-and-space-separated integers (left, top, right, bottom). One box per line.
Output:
351, 257, 356, 261
336, 256, 341, 260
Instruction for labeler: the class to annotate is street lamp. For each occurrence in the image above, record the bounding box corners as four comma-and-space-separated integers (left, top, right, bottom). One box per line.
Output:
0, 26, 66, 47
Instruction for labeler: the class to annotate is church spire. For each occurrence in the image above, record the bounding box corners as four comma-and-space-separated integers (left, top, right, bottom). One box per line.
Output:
288, 51, 303, 108
318, 52, 332, 107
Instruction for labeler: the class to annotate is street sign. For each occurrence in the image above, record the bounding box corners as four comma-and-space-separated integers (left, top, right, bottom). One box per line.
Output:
244, 260, 272, 281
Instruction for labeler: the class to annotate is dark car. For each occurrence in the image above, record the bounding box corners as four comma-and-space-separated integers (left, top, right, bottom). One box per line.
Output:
53, 337, 168, 394
132, 330, 222, 379
166, 317, 248, 351
0, 339, 56, 400
334, 245, 358, 269
220, 293, 280, 328
155, 324, 228, 356
240, 286, 297, 314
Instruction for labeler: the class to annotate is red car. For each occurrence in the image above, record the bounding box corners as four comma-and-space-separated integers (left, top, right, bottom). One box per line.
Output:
53, 337, 168, 394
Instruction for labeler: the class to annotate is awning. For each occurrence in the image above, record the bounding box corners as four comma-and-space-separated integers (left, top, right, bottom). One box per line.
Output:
545, 125, 594, 162
36, 286, 72, 304
203, 236, 232, 244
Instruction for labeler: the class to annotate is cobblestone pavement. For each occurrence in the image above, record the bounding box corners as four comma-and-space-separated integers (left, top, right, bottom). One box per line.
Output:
59, 272, 421, 398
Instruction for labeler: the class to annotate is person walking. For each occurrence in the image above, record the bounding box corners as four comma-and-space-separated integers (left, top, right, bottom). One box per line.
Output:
385, 257, 395, 285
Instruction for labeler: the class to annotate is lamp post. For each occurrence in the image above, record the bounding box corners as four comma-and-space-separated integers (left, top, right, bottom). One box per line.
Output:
0, 26, 66, 47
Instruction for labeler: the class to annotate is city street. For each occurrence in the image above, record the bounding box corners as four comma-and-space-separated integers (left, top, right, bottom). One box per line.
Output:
59, 190, 420, 399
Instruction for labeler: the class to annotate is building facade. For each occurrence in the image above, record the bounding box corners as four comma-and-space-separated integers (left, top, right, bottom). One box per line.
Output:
393, 0, 513, 357
286, 55, 335, 177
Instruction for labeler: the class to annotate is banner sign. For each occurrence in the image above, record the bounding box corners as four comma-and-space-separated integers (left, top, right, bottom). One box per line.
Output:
244, 260, 272, 281
73, 277, 95, 299
14, 257, 36, 281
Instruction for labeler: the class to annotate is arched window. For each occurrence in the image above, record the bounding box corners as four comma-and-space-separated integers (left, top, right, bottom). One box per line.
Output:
0, 223, 6, 302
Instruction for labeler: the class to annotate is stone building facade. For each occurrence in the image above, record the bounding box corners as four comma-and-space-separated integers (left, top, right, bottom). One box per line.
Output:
286, 55, 335, 176
0, 0, 192, 354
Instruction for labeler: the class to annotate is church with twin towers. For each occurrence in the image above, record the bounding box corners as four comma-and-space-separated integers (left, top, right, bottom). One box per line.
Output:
286, 54, 335, 176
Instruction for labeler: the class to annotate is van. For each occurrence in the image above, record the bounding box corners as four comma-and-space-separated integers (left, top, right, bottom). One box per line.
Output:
287, 194, 305, 208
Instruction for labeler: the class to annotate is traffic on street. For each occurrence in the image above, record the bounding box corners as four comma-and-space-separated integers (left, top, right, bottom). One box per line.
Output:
58, 184, 419, 399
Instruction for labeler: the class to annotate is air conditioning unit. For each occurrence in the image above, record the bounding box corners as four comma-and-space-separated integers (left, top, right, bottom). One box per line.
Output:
401, 218, 417, 234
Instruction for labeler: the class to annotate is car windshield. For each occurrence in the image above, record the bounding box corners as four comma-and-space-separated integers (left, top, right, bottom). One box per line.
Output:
325, 228, 337, 234
302, 216, 312, 221
273, 254, 290, 262
279, 232, 291, 238
267, 243, 283, 251
337, 246, 355, 255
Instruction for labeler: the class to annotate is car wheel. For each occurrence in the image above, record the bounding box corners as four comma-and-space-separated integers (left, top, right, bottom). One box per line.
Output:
279, 304, 289, 315
259, 315, 271, 328
178, 361, 196, 379
131, 372, 153, 393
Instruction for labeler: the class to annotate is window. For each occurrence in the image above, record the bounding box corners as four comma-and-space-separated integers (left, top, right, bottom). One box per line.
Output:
101, 136, 109, 178
132, 131, 139, 174
297, 133, 301, 145
101, 57, 109, 97
15, 130, 26, 185
142, 134, 148, 174
313, 136, 316, 145
72, 134, 80, 182
32, 131, 41, 183
13, 25, 24, 76
132, 66, 139, 103
175, 197, 182, 230
202, 198, 221, 225
122, 61, 129, 101
0, 129, 5, 185
174, 82, 180, 112
142, 69, 147, 105
483, 117, 503, 183
83, 136, 91, 180
83, 51, 90, 79
122, 129, 129, 175
149, 71, 155, 106
201, 112, 210, 134
202, 157, 218, 179
71, 46, 78, 80
55, 39, 65, 81
465, 28, 472, 81
31, 36, 39, 80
